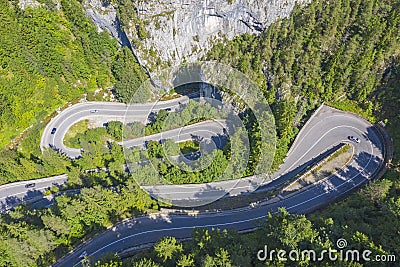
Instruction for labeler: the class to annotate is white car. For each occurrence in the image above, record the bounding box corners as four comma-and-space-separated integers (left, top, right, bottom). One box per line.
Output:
78, 251, 87, 259
90, 110, 98, 113
348, 136, 360, 143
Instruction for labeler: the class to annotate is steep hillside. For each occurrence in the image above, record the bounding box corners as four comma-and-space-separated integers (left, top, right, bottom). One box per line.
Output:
0, 0, 117, 146
110, 0, 309, 72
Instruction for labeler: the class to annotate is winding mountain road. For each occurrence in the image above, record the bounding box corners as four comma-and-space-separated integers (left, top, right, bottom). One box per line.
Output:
0, 97, 387, 266
49, 102, 384, 266
141, 105, 384, 206
40, 96, 189, 158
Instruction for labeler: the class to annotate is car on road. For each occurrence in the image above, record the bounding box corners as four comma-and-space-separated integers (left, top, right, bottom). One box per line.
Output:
78, 251, 87, 259
25, 183, 35, 188
51, 128, 57, 134
90, 109, 98, 113
348, 136, 360, 143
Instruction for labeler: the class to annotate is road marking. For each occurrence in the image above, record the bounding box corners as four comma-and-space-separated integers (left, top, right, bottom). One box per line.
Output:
41, 97, 188, 155
0, 184, 52, 200
138, 125, 368, 193
81, 149, 380, 264
54, 111, 385, 266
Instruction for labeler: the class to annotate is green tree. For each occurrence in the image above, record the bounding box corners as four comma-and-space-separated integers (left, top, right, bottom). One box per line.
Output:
177, 254, 195, 267
112, 47, 148, 103
154, 237, 183, 262
107, 121, 124, 141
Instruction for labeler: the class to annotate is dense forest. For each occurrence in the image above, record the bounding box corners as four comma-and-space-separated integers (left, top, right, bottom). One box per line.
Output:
0, 0, 145, 185
207, 0, 400, 166
1, 122, 160, 266
92, 71, 400, 264
0, 0, 399, 266
0, 171, 158, 266
96, 0, 400, 265
0, 0, 115, 146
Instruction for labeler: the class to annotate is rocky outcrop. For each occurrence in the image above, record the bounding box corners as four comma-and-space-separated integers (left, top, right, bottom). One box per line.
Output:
127, 0, 308, 72
18, 0, 42, 9
84, 0, 308, 74
83, 0, 131, 47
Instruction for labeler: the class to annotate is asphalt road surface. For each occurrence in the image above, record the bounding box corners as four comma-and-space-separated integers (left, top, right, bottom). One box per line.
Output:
1, 104, 384, 211
40, 96, 189, 158
0, 117, 228, 212
119, 119, 227, 149
0, 100, 385, 266
4, 96, 227, 212
141, 104, 384, 205
51, 104, 385, 266
0, 175, 67, 213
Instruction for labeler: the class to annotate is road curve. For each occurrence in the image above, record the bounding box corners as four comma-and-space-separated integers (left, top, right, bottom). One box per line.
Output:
2, 117, 229, 212
40, 96, 189, 158
52, 104, 385, 266
141, 105, 384, 204
120, 119, 228, 149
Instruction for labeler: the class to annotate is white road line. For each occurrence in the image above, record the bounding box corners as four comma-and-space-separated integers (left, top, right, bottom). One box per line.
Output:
42, 97, 188, 154
83, 143, 381, 262
0, 184, 53, 200
56, 110, 384, 265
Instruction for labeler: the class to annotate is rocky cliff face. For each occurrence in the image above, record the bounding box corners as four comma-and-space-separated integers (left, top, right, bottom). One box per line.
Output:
84, 0, 308, 74
83, 0, 131, 47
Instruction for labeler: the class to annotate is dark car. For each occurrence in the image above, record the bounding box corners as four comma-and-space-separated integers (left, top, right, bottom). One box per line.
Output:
51, 128, 57, 134
25, 183, 35, 188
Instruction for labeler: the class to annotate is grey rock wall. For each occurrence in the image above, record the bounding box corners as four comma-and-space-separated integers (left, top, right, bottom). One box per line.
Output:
84, 0, 308, 74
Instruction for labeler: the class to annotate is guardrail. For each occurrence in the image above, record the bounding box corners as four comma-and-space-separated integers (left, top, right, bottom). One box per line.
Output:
281, 143, 345, 194
51, 108, 394, 265
305, 122, 393, 214
374, 122, 394, 177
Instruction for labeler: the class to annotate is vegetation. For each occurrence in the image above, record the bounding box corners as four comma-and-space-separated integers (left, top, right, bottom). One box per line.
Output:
38, 112, 233, 186
1, 0, 400, 266
115, 0, 147, 44
143, 100, 223, 136
63, 120, 89, 148
0, 123, 158, 266
0, 0, 147, 185
122, 105, 254, 185
179, 140, 200, 154
207, 0, 400, 169
122, 100, 225, 141
125, 97, 273, 180
96, 187, 400, 266
0, 0, 117, 146
111, 46, 148, 103
129, 144, 230, 185
97, 0, 400, 265
0, 171, 157, 266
